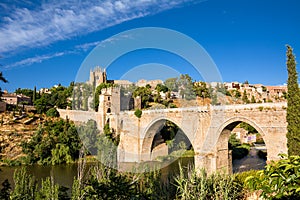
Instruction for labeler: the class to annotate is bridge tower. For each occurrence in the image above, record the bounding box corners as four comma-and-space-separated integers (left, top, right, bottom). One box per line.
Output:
98, 87, 121, 128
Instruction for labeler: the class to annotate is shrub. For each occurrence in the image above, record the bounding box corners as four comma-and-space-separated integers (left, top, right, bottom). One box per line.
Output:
257, 150, 267, 159
246, 154, 300, 199
46, 108, 59, 117
232, 145, 250, 159
134, 109, 142, 118
234, 170, 260, 188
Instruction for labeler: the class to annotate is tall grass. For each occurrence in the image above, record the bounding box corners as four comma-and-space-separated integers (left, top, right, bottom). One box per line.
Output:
174, 164, 243, 200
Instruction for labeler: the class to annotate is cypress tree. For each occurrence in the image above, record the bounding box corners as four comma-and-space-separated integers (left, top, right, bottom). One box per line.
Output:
33, 86, 36, 103
286, 45, 300, 156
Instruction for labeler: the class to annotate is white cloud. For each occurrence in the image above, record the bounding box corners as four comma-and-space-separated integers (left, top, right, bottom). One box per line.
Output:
0, 0, 200, 54
3, 52, 67, 69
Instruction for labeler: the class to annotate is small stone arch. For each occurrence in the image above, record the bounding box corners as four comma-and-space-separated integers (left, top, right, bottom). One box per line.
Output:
215, 116, 267, 173
141, 117, 193, 161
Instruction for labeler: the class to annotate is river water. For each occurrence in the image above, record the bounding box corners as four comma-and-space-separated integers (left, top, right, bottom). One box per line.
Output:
0, 150, 266, 191
232, 147, 267, 173
0, 157, 194, 190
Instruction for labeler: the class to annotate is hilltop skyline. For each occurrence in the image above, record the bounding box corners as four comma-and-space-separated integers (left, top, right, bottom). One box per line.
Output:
0, 0, 300, 92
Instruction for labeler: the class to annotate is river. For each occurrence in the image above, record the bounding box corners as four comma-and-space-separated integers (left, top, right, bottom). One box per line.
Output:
0, 157, 194, 191
232, 146, 267, 173
0, 149, 267, 191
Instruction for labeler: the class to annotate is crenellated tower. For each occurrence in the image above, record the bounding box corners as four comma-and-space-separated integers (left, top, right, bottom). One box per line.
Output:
89, 66, 107, 87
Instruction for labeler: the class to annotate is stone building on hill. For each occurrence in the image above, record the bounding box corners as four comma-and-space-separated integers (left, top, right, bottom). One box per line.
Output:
1, 93, 32, 105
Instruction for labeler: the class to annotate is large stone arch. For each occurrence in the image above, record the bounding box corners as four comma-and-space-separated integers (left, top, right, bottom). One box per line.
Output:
214, 116, 267, 173
141, 117, 194, 161
217, 116, 266, 138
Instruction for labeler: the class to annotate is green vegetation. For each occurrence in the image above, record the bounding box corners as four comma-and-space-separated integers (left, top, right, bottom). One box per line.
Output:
193, 81, 210, 98
34, 83, 73, 113
164, 77, 179, 92
178, 74, 196, 100
72, 82, 93, 111
155, 83, 169, 93
246, 154, 300, 199
175, 165, 243, 200
239, 122, 257, 134
46, 107, 60, 117
231, 89, 241, 99
1, 155, 300, 199
21, 119, 82, 165
257, 150, 267, 159
242, 90, 250, 103
134, 108, 142, 118
0, 179, 11, 200
77, 119, 119, 168
4, 163, 172, 200
251, 95, 256, 103
228, 133, 250, 159
15, 88, 40, 100
94, 82, 114, 111
133, 85, 152, 108
0, 71, 8, 98
286, 45, 300, 156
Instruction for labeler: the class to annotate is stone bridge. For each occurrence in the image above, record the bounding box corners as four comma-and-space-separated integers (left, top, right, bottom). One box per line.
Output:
58, 102, 288, 173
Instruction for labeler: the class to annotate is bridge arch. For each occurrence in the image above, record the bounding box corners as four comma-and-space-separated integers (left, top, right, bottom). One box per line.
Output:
215, 116, 267, 173
217, 116, 266, 138
141, 117, 194, 162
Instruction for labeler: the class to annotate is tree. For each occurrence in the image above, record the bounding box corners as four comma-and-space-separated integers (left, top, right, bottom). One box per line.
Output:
155, 83, 169, 93
251, 95, 256, 103
46, 108, 60, 117
242, 90, 249, 103
232, 89, 241, 99
133, 86, 152, 108
178, 74, 196, 100
286, 45, 300, 156
164, 77, 178, 92
193, 81, 210, 98
33, 86, 36, 103
21, 119, 81, 165
0, 72, 8, 83
94, 82, 114, 111
0, 72, 8, 98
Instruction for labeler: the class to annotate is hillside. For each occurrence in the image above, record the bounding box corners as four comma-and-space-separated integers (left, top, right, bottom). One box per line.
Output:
0, 112, 43, 165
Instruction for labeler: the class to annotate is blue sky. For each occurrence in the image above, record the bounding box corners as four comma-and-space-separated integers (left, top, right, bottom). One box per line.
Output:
0, 0, 300, 92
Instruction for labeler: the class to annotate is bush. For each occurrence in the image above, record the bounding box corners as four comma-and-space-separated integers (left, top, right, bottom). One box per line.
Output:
134, 109, 142, 118
232, 145, 250, 159
257, 150, 267, 159
246, 154, 300, 199
46, 108, 59, 117
234, 170, 259, 188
